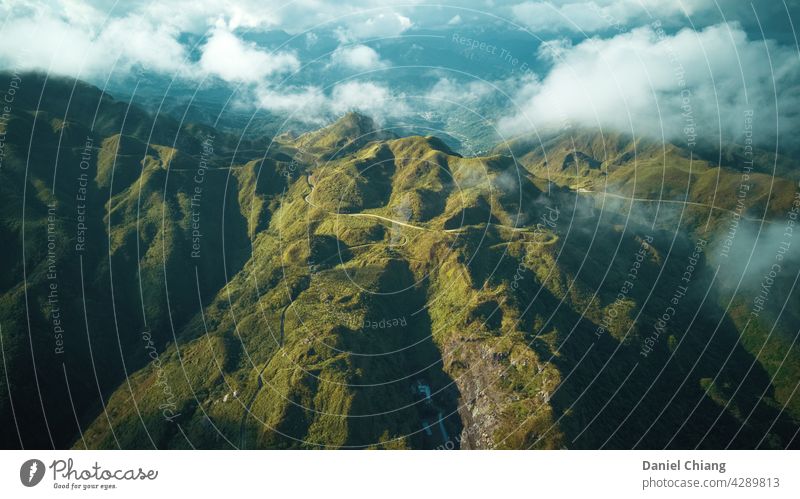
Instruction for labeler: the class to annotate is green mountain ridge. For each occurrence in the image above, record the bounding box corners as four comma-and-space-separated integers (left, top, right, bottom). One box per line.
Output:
1, 72, 798, 449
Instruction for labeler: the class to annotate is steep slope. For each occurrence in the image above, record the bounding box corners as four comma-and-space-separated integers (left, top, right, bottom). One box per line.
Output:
0, 72, 274, 449
294, 112, 397, 158
499, 127, 800, 438
77, 115, 799, 449
498, 128, 797, 231
2, 73, 798, 449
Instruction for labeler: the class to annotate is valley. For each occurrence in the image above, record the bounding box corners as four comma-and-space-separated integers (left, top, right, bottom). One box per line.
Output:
1, 72, 798, 450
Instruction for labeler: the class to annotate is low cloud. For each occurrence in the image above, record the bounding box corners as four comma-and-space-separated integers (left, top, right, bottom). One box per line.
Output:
510, 0, 712, 34
426, 78, 494, 106
335, 12, 413, 42
499, 23, 800, 149
2, 0, 796, 153
330, 44, 387, 71
199, 24, 300, 83
0, 7, 188, 79
256, 80, 409, 125
0, 1, 411, 81
256, 85, 327, 118
0, 4, 301, 83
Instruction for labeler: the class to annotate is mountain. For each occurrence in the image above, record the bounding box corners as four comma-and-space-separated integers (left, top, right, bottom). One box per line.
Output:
1, 72, 798, 449
294, 112, 397, 155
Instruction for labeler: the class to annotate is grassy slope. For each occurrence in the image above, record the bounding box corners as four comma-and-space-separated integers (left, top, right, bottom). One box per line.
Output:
80, 118, 799, 449
1, 73, 797, 449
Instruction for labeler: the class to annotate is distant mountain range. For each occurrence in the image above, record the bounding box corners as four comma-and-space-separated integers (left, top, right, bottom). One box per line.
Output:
1, 71, 798, 449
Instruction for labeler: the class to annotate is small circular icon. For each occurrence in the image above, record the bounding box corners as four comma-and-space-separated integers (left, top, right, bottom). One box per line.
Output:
20, 459, 45, 487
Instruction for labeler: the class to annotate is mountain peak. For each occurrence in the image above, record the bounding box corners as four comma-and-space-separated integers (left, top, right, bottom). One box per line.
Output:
319, 111, 382, 143
295, 112, 396, 154
336, 111, 376, 132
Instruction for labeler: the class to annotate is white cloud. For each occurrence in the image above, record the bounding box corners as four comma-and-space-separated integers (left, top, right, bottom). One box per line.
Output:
0, 8, 188, 80
134, 1, 419, 36
98, 16, 187, 74
330, 44, 386, 70
129, 0, 282, 33
199, 25, 299, 83
498, 23, 800, 147
257, 85, 328, 118
305, 32, 319, 49
255, 80, 409, 124
536, 38, 573, 62
0, 1, 414, 80
336, 12, 413, 42
331, 81, 409, 119
426, 78, 494, 105
1, 0, 795, 147
512, 1, 607, 33
509, 0, 711, 34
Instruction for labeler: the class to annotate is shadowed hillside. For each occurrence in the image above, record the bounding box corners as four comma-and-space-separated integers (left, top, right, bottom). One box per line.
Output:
1, 72, 798, 449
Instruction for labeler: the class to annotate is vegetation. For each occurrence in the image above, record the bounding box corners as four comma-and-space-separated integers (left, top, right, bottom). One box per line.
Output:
1, 72, 798, 450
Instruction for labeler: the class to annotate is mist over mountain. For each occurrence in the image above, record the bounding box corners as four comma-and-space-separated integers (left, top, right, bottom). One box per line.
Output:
1, 72, 798, 449
0, 0, 798, 459
4, 2, 798, 158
